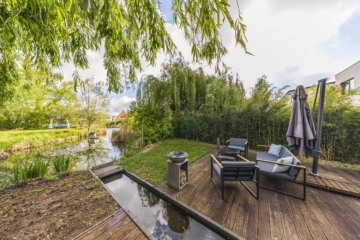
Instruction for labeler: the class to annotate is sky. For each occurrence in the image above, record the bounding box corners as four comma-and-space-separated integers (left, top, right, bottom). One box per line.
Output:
62, 0, 360, 115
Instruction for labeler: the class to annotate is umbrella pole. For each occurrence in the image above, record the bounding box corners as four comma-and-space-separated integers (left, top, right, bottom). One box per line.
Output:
311, 78, 327, 177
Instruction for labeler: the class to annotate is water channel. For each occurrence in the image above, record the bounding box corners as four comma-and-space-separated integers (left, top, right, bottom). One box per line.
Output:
103, 173, 223, 240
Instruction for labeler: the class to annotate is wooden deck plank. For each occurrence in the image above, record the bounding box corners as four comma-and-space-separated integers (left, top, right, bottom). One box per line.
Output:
315, 189, 360, 239
329, 192, 360, 229
257, 188, 271, 240
202, 181, 235, 220
174, 162, 210, 203
268, 186, 284, 239
287, 195, 313, 240
232, 187, 250, 237
135, 234, 149, 240
309, 187, 355, 240
277, 182, 299, 240
222, 182, 245, 231
343, 182, 360, 193
212, 182, 237, 225
97, 217, 132, 239
322, 178, 336, 188
306, 190, 341, 240
189, 180, 217, 211
182, 169, 212, 206
324, 166, 360, 188
77, 210, 126, 240
244, 183, 258, 240
107, 221, 138, 240
122, 228, 144, 240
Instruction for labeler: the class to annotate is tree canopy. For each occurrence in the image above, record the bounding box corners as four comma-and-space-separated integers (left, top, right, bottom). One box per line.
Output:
0, 0, 249, 104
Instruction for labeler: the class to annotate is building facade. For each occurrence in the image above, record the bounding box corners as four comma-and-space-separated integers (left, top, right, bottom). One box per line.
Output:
335, 60, 360, 105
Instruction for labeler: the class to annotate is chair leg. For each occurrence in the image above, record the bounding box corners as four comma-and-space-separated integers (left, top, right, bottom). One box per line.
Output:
221, 179, 224, 199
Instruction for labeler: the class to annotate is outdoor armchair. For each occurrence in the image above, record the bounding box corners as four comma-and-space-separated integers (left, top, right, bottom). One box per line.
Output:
211, 154, 259, 200
256, 145, 306, 200
225, 138, 248, 157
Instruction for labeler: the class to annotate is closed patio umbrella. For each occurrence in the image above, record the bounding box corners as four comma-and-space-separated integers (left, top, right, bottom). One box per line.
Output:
286, 85, 316, 157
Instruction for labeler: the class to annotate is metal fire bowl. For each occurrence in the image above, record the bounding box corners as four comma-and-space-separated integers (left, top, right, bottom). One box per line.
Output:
168, 151, 188, 163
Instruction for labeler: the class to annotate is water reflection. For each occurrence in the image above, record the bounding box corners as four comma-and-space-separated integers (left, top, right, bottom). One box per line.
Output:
104, 174, 223, 240
1, 128, 123, 171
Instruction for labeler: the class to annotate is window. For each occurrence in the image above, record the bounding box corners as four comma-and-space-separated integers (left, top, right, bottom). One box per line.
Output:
341, 78, 354, 93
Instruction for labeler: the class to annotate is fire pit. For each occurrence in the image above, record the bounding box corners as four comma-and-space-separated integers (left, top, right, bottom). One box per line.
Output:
168, 151, 188, 163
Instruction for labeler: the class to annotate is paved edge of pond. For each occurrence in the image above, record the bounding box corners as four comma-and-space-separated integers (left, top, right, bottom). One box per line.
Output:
73, 164, 155, 240
123, 169, 244, 240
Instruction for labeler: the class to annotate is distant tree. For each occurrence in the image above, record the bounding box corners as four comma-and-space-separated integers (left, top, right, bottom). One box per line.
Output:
0, 64, 77, 130
0, 0, 250, 104
77, 77, 110, 132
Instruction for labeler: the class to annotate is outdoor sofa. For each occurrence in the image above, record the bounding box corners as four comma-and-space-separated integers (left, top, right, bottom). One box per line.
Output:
256, 144, 306, 200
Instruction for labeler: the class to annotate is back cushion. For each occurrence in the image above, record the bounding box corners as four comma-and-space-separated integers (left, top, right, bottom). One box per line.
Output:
280, 147, 293, 158
267, 144, 283, 157
229, 138, 247, 146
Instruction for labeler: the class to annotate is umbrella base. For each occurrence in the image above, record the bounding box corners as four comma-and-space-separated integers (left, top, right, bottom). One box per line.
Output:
309, 172, 321, 177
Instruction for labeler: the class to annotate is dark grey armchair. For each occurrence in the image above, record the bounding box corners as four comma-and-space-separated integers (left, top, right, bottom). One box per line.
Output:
225, 138, 248, 158
211, 154, 259, 199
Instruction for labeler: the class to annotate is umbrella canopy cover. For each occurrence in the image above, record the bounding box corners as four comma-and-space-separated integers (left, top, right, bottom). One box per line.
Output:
286, 85, 316, 157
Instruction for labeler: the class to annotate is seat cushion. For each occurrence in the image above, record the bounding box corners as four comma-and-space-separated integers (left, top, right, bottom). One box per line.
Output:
267, 144, 283, 157
257, 161, 295, 180
256, 152, 279, 162
228, 145, 246, 151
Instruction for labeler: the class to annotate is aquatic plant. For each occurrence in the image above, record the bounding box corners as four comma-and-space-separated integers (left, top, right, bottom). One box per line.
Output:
52, 155, 70, 173
10, 160, 49, 184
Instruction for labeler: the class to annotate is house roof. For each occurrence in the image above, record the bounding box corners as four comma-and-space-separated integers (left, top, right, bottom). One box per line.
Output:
335, 60, 360, 76
115, 110, 127, 120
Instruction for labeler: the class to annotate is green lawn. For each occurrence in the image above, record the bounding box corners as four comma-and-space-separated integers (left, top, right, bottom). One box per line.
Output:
0, 128, 87, 150
119, 139, 215, 186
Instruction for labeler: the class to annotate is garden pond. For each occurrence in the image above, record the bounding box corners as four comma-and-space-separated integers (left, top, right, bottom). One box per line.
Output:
0, 128, 123, 187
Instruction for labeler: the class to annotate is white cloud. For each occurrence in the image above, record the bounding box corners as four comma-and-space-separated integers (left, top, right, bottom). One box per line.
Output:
110, 96, 136, 115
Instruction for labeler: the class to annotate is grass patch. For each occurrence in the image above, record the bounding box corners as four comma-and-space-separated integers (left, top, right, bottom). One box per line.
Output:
119, 139, 215, 186
0, 128, 87, 150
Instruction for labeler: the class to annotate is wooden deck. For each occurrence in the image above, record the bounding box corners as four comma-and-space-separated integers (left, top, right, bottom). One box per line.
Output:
301, 162, 360, 198
75, 210, 149, 240
163, 150, 360, 239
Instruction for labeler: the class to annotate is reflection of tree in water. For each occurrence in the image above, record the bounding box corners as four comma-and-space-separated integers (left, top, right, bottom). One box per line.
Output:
161, 201, 189, 234
137, 184, 161, 207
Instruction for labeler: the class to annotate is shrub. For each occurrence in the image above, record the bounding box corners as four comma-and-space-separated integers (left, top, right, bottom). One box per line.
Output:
52, 155, 70, 173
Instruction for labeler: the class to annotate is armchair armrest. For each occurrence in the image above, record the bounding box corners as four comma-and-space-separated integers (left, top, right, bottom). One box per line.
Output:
257, 144, 270, 152
211, 154, 223, 168
256, 158, 306, 169
237, 154, 249, 162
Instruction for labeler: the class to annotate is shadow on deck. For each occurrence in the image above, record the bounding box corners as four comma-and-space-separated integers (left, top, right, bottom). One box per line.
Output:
160, 150, 360, 239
